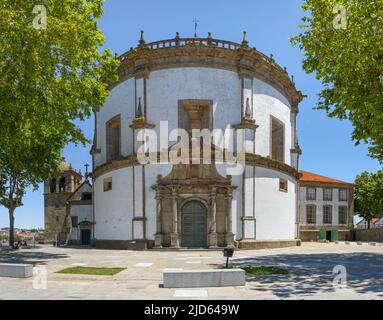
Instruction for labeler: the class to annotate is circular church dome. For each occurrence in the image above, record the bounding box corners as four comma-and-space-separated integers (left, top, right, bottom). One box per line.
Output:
91, 32, 303, 250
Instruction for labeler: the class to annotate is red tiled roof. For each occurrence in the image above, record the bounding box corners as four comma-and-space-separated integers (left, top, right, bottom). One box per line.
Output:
371, 218, 380, 224
299, 171, 354, 185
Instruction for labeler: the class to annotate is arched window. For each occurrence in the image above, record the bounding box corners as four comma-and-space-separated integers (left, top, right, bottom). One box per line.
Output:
50, 179, 57, 193
106, 115, 121, 162
270, 116, 285, 162
59, 177, 66, 192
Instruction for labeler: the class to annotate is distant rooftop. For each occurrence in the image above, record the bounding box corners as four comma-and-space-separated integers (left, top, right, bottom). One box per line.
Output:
300, 171, 354, 186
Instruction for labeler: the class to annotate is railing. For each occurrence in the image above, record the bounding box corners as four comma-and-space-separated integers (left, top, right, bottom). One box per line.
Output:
145, 37, 241, 50
119, 37, 242, 62
118, 36, 291, 81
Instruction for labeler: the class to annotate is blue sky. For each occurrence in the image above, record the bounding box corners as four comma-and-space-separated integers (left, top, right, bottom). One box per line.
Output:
1, 0, 380, 229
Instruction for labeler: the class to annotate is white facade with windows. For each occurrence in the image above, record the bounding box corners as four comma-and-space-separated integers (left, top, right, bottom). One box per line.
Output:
91, 34, 303, 249
299, 171, 354, 241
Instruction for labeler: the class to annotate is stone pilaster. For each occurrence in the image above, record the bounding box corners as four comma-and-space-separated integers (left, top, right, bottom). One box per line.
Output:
154, 195, 163, 248
225, 192, 235, 247
208, 191, 218, 248
171, 189, 180, 248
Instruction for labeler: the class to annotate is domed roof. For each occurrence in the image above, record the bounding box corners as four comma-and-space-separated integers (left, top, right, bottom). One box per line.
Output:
59, 157, 72, 172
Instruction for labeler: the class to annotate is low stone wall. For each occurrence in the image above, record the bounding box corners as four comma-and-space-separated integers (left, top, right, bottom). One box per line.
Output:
355, 229, 383, 242
93, 239, 152, 250
238, 239, 301, 250
0, 263, 33, 278
163, 269, 246, 288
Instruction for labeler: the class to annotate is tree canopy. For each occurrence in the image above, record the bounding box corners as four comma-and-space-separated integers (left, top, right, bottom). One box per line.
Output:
0, 0, 119, 246
292, 0, 383, 161
354, 170, 383, 225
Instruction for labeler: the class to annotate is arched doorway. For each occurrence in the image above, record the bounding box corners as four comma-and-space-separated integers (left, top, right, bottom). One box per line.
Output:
181, 201, 208, 248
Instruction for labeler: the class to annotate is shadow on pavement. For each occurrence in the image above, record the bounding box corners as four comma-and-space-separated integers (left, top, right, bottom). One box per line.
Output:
228, 252, 383, 298
0, 249, 69, 265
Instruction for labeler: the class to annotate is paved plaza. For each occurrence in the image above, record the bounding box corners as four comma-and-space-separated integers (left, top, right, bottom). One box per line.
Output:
1, 242, 383, 300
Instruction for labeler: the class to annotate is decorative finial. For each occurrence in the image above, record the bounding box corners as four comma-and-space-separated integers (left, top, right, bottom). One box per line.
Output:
193, 18, 199, 38
270, 54, 274, 60
139, 30, 146, 47
284, 67, 288, 73
175, 32, 180, 39
241, 31, 249, 47
84, 163, 90, 181
136, 97, 143, 118
207, 32, 212, 39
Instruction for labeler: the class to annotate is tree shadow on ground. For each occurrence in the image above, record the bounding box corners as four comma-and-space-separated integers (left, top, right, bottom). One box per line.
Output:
0, 249, 69, 265
222, 253, 383, 298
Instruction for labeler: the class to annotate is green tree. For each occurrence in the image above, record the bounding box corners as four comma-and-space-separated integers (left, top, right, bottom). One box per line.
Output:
0, 1, 119, 247
354, 170, 383, 229
291, 0, 383, 161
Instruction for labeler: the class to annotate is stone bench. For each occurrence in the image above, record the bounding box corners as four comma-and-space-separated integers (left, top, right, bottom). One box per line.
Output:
163, 269, 246, 288
0, 263, 33, 278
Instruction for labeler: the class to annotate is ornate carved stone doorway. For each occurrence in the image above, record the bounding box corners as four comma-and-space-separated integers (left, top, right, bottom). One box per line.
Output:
181, 200, 208, 248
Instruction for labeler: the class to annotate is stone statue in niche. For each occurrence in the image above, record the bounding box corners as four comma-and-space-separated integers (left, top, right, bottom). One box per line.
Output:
244, 97, 253, 120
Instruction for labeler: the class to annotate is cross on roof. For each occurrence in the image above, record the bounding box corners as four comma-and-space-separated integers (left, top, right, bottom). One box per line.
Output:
193, 18, 199, 38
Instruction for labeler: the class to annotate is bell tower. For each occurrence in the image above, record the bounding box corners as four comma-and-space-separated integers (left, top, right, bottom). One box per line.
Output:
44, 158, 83, 242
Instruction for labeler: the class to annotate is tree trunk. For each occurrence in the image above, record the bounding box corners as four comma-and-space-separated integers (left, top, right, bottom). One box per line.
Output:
8, 207, 15, 248
368, 220, 371, 230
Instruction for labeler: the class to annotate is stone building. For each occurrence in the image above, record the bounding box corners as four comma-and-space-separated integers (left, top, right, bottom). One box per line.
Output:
299, 171, 354, 241
90, 32, 304, 250
44, 159, 93, 245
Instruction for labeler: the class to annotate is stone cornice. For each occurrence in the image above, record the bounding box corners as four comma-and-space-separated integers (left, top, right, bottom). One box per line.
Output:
93, 152, 300, 180
111, 37, 304, 107
299, 181, 355, 188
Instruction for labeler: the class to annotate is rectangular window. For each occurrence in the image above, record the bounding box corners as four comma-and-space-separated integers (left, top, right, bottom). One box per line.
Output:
323, 188, 333, 201
279, 178, 288, 192
103, 177, 112, 192
271, 117, 285, 162
339, 206, 348, 225
306, 187, 316, 201
306, 205, 316, 224
106, 115, 121, 162
81, 192, 92, 201
323, 205, 333, 224
71, 216, 78, 228
339, 189, 348, 201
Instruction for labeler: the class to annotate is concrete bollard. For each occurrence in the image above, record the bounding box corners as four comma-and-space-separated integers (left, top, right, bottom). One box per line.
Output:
0, 263, 34, 278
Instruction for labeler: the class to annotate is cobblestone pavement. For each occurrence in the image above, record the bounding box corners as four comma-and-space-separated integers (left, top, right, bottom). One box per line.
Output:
1, 242, 383, 300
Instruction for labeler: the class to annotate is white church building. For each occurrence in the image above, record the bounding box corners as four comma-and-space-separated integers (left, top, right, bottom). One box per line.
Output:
46, 32, 355, 250
89, 32, 303, 250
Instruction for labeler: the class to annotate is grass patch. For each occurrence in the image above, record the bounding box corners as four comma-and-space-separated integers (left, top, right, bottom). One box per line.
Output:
227, 264, 289, 276
57, 266, 126, 276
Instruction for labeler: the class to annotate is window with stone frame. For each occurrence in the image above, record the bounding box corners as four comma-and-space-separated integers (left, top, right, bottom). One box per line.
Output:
106, 115, 121, 162
323, 205, 333, 224
103, 177, 112, 192
270, 117, 285, 162
306, 187, 316, 201
71, 216, 78, 228
339, 206, 348, 225
50, 178, 57, 193
306, 205, 316, 224
279, 178, 288, 192
339, 188, 348, 202
59, 177, 66, 192
323, 188, 333, 201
